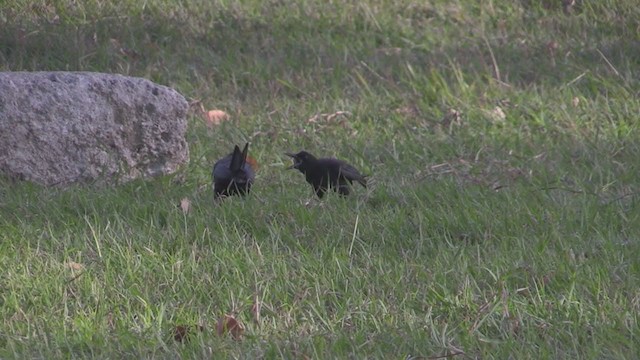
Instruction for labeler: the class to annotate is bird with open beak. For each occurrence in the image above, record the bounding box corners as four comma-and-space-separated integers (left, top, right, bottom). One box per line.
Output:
285, 150, 367, 198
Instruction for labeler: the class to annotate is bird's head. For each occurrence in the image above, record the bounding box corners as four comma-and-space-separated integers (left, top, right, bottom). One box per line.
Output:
285, 150, 316, 171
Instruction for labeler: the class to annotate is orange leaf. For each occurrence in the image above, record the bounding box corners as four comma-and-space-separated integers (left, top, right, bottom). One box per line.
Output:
66, 261, 84, 271
216, 315, 244, 340
205, 110, 230, 126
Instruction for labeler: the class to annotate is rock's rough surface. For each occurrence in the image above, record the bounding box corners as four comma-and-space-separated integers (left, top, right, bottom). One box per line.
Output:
0, 72, 189, 186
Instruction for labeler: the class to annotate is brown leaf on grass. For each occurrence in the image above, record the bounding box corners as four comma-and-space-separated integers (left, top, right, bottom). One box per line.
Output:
563, 0, 576, 14
441, 108, 462, 128
66, 261, 84, 271
173, 324, 204, 343
572, 97, 580, 107
395, 105, 420, 118
105, 312, 116, 330
250, 129, 279, 142
504, 315, 522, 336
251, 296, 261, 324
173, 325, 188, 342
179, 198, 191, 214
307, 111, 351, 124
488, 106, 506, 123
325, 111, 351, 123
216, 315, 244, 340
516, 287, 531, 297
205, 110, 230, 126
107, 38, 139, 59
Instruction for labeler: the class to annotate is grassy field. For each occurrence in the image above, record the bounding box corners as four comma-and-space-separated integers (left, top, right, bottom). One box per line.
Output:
1, 0, 640, 358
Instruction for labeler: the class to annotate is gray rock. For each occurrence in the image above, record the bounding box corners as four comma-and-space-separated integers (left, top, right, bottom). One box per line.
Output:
0, 71, 189, 186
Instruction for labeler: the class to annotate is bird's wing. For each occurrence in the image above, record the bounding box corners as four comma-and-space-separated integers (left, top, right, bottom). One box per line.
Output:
339, 163, 367, 187
212, 156, 232, 179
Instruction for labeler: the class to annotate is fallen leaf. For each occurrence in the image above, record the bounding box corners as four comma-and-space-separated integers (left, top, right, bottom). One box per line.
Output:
441, 108, 462, 127
572, 97, 580, 107
563, 0, 576, 14
307, 111, 351, 123
325, 111, 351, 122
489, 106, 506, 122
394, 105, 419, 118
66, 261, 84, 271
251, 296, 261, 324
505, 315, 522, 335
108, 38, 121, 48
173, 325, 189, 343
216, 315, 244, 340
179, 198, 191, 214
173, 324, 204, 343
516, 287, 530, 296
205, 110, 230, 126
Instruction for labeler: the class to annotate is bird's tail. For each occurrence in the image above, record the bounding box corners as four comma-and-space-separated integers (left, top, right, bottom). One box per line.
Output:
229, 143, 249, 172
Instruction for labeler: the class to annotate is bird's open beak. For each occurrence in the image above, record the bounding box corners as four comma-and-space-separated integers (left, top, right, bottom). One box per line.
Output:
284, 152, 297, 169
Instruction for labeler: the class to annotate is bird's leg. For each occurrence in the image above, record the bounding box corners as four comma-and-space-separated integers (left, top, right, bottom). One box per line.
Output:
213, 193, 228, 205
337, 179, 351, 196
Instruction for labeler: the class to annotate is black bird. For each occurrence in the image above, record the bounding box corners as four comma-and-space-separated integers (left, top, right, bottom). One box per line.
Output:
212, 143, 256, 198
285, 150, 367, 198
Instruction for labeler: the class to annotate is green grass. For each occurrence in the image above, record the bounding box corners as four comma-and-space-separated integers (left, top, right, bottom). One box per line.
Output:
1, 0, 639, 358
